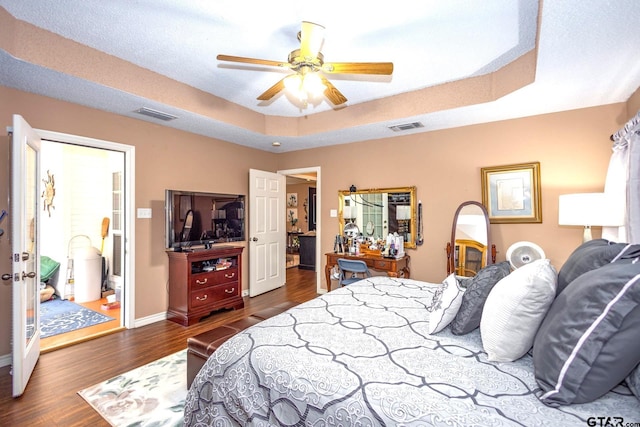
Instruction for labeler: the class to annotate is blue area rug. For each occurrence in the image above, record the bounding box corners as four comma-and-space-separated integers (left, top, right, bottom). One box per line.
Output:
40, 299, 115, 338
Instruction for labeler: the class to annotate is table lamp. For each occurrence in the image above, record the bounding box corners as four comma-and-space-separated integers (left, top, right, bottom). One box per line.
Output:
558, 193, 624, 242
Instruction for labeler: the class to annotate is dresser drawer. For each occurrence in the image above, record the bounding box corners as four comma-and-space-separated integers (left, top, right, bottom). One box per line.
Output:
190, 282, 239, 309
191, 267, 239, 288
373, 259, 392, 270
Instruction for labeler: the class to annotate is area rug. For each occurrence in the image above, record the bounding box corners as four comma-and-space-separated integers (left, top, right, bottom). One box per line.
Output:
78, 349, 187, 427
40, 298, 115, 338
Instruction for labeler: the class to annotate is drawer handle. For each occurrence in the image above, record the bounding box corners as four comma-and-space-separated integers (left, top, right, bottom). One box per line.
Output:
224, 287, 235, 294
195, 294, 208, 301
196, 278, 208, 285
224, 272, 236, 279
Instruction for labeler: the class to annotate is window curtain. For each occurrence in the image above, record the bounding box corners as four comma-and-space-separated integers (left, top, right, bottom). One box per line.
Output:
602, 110, 640, 244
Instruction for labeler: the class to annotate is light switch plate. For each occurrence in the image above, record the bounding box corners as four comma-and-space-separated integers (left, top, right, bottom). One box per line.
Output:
137, 208, 152, 219
330, 209, 337, 217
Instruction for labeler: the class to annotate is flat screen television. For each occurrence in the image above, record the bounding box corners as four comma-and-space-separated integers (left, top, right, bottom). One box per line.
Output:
165, 189, 245, 249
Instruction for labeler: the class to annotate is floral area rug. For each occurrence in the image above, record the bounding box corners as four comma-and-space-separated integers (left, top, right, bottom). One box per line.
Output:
39, 298, 115, 338
78, 349, 187, 427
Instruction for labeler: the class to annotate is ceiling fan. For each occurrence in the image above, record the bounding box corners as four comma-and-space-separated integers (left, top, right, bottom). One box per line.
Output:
216, 21, 394, 106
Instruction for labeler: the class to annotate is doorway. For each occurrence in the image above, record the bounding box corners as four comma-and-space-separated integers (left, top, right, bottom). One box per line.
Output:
279, 167, 322, 294
35, 131, 134, 351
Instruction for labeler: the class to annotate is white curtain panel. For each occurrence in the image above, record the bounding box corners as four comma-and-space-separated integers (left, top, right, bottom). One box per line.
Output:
603, 111, 640, 244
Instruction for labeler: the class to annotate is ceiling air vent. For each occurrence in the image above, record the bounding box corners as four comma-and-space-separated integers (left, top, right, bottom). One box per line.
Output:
388, 122, 424, 132
134, 107, 178, 122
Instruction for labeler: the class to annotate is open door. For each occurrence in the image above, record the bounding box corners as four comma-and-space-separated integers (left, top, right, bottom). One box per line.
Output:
9, 114, 41, 397
248, 169, 286, 297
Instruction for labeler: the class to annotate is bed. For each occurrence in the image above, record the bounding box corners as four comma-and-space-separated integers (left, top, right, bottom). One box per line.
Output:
185, 239, 640, 426
185, 243, 640, 427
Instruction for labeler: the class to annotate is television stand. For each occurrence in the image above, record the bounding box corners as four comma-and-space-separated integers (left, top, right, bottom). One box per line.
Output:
167, 246, 244, 326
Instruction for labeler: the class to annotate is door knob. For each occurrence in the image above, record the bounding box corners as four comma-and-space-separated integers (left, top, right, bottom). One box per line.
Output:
22, 271, 36, 280
2, 273, 12, 281
251, 237, 258, 242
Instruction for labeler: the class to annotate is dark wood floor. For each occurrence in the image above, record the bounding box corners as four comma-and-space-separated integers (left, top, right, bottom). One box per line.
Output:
0, 268, 319, 426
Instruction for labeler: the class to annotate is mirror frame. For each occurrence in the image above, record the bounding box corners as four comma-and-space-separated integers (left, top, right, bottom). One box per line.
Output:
447, 201, 495, 275
338, 186, 417, 249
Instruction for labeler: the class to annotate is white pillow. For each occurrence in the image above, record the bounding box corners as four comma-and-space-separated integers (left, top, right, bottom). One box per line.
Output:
480, 259, 557, 362
428, 274, 465, 334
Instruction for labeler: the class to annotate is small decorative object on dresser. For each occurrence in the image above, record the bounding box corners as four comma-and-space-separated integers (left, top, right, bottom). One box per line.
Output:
167, 246, 244, 326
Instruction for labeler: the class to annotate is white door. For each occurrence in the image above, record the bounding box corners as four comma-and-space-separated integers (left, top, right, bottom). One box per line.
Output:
249, 169, 286, 297
10, 115, 41, 397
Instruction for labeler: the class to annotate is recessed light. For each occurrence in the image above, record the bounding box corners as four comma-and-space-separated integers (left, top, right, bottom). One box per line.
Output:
272, 142, 281, 147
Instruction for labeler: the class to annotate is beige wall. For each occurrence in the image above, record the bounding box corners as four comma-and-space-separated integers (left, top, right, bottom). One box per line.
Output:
277, 103, 634, 287
0, 84, 637, 359
0, 86, 278, 357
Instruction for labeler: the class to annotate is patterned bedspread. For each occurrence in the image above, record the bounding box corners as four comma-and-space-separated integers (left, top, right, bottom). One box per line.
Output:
184, 276, 639, 426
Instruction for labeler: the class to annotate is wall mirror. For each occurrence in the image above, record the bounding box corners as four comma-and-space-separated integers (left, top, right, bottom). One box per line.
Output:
447, 201, 496, 277
338, 186, 417, 248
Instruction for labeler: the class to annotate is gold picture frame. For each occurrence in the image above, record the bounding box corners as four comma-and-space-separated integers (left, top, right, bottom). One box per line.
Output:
481, 162, 542, 224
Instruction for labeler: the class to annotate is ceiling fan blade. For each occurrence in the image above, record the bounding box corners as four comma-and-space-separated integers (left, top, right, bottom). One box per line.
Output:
322, 62, 394, 75
299, 21, 325, 60
321, 77, 347, 105
217, 54, 289, 68
257, 77, 287, 101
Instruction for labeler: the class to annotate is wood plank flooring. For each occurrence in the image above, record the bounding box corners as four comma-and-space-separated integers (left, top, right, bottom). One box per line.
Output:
0, 268, 319, 426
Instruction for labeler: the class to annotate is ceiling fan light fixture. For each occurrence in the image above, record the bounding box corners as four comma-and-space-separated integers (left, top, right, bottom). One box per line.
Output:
284, 72, 324, 102
302, 72, 324, 96
283, 74, 302, 92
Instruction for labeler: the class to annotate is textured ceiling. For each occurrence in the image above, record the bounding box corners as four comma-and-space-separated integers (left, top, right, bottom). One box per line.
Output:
1, 0, 639, 152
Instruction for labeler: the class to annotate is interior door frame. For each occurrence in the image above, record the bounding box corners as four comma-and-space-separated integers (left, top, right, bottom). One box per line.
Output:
35, 129, 136, 328
278, 166, 323, 294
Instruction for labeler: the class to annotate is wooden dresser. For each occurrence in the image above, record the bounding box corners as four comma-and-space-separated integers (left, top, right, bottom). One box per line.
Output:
167, 246, 244, 326
325, 252, 410, 290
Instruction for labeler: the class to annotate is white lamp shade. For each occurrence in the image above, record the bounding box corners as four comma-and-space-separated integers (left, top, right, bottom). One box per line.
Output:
558, 193, 624, 226
396, 205, 411, 220
342, 206, 352, 219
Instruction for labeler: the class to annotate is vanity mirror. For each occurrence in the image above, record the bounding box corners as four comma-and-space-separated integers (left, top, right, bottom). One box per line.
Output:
447, 201, 496, 277
339, 186, 417, 248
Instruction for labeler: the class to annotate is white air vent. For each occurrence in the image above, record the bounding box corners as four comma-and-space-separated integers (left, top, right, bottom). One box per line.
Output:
134, 107, 178, 121
388, 122, 424, 132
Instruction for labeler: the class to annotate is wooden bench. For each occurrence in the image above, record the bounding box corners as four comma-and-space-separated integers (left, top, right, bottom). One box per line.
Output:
187, 301, 299, 387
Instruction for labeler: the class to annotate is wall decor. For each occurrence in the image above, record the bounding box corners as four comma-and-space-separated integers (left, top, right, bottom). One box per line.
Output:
41, 169, 56, 217
481, 162, 542, 223
287, 208, 298, 230
287, 193, 298, 207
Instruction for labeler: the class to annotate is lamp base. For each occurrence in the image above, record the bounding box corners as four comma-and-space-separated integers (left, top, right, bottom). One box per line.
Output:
582, 225, 593, 243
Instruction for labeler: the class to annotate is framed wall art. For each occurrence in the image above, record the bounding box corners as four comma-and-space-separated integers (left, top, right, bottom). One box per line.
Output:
287, 193, 298, 207
481, 162, 542, 224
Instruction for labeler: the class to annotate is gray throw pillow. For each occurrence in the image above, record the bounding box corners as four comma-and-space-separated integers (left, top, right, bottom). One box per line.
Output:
556, 239, 640, 296
533, 259, 640, 407
450, 261, 511, 335
627, 364, 640, 402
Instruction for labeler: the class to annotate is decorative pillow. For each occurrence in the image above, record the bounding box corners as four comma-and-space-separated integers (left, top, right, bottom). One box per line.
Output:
556, 239, 640, 296
534, 259, 640, 406
450, 261, 511, 335
480, 259, 557, 362
428, 274, 464, 334
627, 364, 640, 402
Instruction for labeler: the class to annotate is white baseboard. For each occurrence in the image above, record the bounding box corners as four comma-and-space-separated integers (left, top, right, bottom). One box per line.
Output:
0, 352, 11, 368
133, 311, 167, 328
